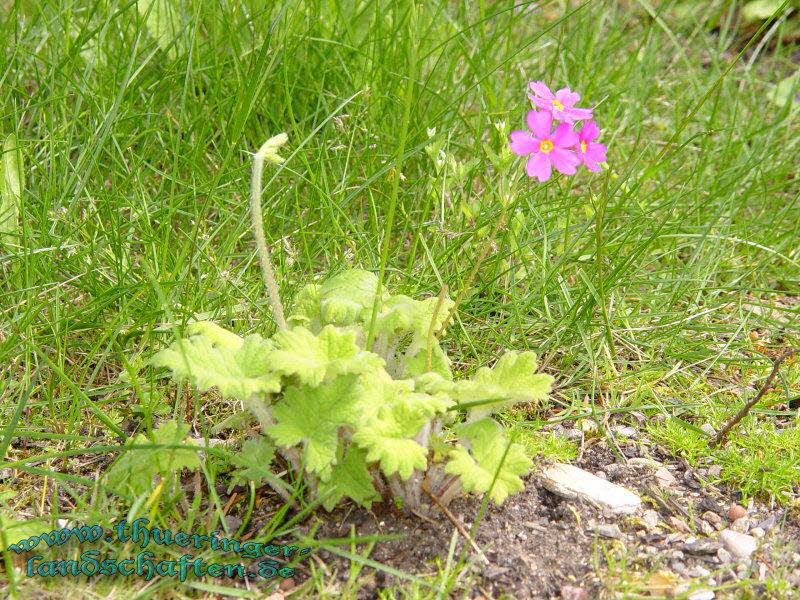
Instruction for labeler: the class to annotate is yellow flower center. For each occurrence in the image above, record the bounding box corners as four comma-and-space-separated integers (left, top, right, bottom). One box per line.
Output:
552, 99, 564, 111
580, 141, 587, 153
539, 140, 554, 154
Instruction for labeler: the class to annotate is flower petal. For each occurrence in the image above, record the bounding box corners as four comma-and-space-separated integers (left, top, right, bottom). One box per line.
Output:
579, 121, 600, 143
555, 88, 580, 107
550, 148, 579, 175
529, 96, 552, 112
587, 142, 607, 162
528, 81, 553, 99
526, 153, 552, 182
583, 159, 602, 172
509, 131, 537, 155
526, 110, 552, 139
552, 123, 579, 147
564, 107, 593, 122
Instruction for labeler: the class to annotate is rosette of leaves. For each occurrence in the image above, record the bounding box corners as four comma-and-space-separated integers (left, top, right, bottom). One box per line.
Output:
150, 269, 554, 512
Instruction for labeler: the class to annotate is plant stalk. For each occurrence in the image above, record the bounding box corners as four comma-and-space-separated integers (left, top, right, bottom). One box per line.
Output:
250, 140, 288, 330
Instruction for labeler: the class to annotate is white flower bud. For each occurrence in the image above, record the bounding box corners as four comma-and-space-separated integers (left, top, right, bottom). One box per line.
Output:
256, 133, 288, 165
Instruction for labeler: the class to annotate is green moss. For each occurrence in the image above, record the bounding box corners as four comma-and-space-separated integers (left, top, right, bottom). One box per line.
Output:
512, 428, 578, 463
648, 418, 800, 504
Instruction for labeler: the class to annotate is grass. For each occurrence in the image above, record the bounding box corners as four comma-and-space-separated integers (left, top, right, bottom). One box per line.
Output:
1, 0, 800, 597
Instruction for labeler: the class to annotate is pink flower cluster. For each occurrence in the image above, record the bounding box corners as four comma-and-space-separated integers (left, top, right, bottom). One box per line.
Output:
509, 82, 607, 182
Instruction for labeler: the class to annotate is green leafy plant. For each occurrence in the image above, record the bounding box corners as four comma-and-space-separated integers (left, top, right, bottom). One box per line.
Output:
105, 420, 201, 501
151, 269, 552, 511
145, 134, 554, 514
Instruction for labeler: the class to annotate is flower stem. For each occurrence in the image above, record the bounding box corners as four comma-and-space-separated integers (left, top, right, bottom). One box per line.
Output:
441, 169, 520, 332
426, 285, 449, 371
250, 141, 287, 331
441, 208, 509, 333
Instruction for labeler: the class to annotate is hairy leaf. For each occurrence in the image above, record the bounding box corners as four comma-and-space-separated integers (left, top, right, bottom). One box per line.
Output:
229, 437, 276, 487
352, 377, 452, 480
151, 321, 281, 401
454, 351, 553, 419
316, 446, 380, 511
267, 374, 361, 478
444, 418, 531, 504
266, 325, 383, 386
375, 294, 454, 342
105, 420, 201, 499
289, 269, 383, 329
0, 514, 51, 552
403, 343, 452, 379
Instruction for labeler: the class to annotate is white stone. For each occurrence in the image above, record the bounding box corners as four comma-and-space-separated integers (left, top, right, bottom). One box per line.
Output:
689, 566, 711, 578
731, 517, 750, 533
594, 524, 625, 540
628, 457, 662, 469
642, 509, 660, 530
688, 591, 715, 600
654, 467, 677, 486
700, 423, 716, 436
539, 463, 642, 515
720, 529, 757, 560
613, 425, 637, 438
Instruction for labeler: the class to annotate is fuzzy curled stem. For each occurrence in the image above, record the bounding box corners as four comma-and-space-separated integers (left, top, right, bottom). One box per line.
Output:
250, 140, 287, 330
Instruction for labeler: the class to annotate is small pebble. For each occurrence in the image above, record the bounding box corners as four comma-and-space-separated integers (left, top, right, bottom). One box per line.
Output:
613, 425, 637, 438
688, 591, 715, 600
727, 504, 747, 521
654, 467, 677, 486
717, 547, 733, 564
642, 509, 660, 530
720, 529, 757, 560
594, 524, 624, 540
668, 516, 691, 533
560, 585, 589, 600
700, 520, 715, 536
700, 423, 716, 436
682, 539, 720, 555
756, 514, 779, 531
707, 465, 722, 478
750, 527, 764, 539
671, 561, 690, 576
689, 565, 711, 578
731, 517, 750, 533
702, 511, 722, 525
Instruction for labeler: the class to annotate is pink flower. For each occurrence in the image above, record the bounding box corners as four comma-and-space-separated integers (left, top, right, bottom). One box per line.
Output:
509, 110, 580, 182
574, 121, 607, 172
528, 81, 593, 123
